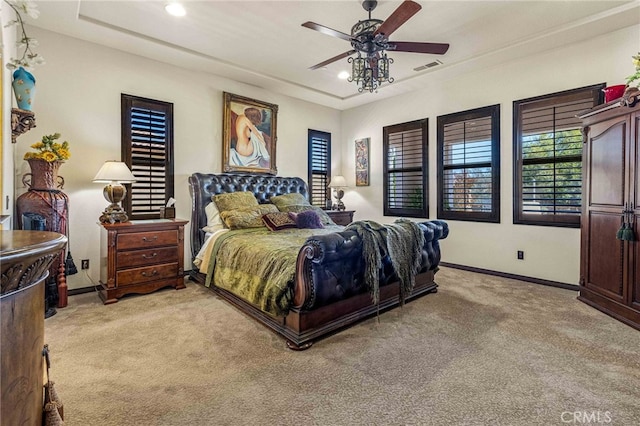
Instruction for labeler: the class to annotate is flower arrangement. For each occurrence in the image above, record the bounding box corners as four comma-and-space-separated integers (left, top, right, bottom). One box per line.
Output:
626, 52, 640, 88
3, 0, 44, 70
24, 133, 71, 162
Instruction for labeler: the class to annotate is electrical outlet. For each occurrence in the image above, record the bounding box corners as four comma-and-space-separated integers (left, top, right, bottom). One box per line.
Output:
81, 259, 90, 270
517, 251, 524, 260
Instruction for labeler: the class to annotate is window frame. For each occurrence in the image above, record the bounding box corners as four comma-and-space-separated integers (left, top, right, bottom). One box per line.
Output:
512, 84, 604, 227
437, 104, 501, 223
121, 94, 174, 220
307, 129, 331, 209
383, 118, 429, 218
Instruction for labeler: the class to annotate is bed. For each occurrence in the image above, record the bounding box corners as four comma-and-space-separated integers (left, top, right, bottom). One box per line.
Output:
188, 172, 448, 349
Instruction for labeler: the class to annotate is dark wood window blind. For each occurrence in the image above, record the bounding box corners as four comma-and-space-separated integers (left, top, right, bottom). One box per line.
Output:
308, 129, 331, 208
438, 105, 500, 222
121, 94, 174, 220
383, 119, 428, 218
513, 84, 604, 227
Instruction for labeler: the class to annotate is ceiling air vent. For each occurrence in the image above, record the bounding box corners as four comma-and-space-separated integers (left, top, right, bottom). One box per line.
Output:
414, 60, 443, 72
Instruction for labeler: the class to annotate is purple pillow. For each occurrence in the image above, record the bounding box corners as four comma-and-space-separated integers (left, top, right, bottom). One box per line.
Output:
289, 210, 324, 229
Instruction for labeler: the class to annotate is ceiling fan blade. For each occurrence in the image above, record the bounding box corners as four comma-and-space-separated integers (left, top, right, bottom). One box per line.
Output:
388, 41, 450, 55
302, 22, 353, 42
374, 0, 421, 38
309, 50, 357, 70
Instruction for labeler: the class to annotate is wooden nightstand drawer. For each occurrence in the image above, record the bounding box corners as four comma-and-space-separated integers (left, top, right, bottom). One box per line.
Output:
326, 210, 355, 226
117, 230, 177, 250
117, 247, 178, 269
117, 263, 178, 286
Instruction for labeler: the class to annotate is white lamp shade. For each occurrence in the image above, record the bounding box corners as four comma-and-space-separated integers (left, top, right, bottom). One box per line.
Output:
93, 161, 136, 183
330, 175, 347, 188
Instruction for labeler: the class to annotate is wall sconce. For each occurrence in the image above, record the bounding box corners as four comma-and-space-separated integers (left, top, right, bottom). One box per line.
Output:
93, 161, 136, 224
330, 175, 347, 211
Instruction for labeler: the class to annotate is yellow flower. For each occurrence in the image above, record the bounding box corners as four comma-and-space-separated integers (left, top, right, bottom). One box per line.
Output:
24, 133, 71, 162
41, 151, 58, 162
57, 148, 70, 160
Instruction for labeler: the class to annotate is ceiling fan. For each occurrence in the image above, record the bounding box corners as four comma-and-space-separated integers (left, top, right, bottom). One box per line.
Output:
302, 0, 450, 92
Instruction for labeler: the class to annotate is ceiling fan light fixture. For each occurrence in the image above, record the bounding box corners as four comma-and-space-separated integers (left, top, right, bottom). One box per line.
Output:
348, 51, 392, 93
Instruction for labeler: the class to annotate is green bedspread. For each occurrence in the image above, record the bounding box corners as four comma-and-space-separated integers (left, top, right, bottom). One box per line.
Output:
205, 226, 342, 317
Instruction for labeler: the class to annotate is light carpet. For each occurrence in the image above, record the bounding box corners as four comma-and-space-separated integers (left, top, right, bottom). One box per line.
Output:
45, 267, 640, 425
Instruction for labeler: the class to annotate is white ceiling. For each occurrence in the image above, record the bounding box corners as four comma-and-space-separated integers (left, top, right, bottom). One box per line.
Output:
31, 0, 640, 110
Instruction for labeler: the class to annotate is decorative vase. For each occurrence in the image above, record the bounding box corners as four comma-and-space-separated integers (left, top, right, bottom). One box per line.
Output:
24, 159, 64, 191
11, 66, 36, 111
16, 159, 69, 310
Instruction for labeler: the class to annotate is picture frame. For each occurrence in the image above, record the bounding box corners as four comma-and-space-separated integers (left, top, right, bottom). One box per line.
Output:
355, 137, 370, 186
222, 92, 278, 175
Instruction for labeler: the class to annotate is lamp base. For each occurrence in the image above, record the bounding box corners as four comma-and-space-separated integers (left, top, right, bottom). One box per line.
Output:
332, 189, 346, 211
99, 203, 129, 224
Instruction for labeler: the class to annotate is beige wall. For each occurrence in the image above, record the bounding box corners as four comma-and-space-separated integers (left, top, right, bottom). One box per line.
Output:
340, 24, 640, 285
19, 27, 341, 290
11, 23, 640, 290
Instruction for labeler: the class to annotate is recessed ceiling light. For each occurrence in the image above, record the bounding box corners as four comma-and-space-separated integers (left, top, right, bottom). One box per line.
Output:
338, 71, 350, 80
165, 2, 186, 17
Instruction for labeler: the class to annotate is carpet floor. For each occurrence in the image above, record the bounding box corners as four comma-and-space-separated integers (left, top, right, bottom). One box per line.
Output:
45, 267, 640, 425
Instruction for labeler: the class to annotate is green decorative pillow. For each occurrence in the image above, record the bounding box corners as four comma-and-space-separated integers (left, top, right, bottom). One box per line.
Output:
270, 193, 309, 210
213, 191, 259, 213
220, 204, 278, 229
262, 212, 297, 231
277, 204, 335, 226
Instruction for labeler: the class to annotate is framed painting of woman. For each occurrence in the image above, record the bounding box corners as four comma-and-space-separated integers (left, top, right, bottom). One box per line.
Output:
222, 92, 278, 174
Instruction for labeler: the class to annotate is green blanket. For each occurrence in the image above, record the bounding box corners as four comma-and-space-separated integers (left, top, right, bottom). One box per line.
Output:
345, 219, 425, 305
205, 226, 342, 317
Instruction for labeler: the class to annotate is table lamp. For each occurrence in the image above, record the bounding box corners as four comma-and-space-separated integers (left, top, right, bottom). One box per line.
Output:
330, 175, 347, 211
93, 161, 136, 224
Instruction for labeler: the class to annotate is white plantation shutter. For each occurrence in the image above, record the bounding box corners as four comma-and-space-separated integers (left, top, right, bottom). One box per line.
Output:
514, 85, 603, 226
308, 130, 331, 208
122, 95, 174, 220
383, 119, 428, 218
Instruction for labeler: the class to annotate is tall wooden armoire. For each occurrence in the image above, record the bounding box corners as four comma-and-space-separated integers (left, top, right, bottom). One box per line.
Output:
578, 90, 640, 330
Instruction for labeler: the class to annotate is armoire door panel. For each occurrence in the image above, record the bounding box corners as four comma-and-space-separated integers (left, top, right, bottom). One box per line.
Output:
632, 217, 640, 310
588, 120, 626, 207
586, 211, 624, 300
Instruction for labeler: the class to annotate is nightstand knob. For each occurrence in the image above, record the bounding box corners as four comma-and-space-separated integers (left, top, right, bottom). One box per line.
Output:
142, 252, 158, 259
142, 236, 158, 242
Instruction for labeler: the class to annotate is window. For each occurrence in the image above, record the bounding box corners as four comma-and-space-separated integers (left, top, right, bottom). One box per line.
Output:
383, 119, 428, 218
121, 94, 174, 220
437, 105, 500, 222
513, 84, 604, 227
307, 129, 331, 208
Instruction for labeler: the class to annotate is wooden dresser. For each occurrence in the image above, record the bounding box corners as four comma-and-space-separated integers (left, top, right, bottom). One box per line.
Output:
326, 210, 355, 226
99, 219, 188, 304
1, 231, 67, 426
578, 92, 640, 330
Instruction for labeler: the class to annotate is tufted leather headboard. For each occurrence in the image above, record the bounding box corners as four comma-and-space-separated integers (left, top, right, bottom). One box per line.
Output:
188, 173, 309, 261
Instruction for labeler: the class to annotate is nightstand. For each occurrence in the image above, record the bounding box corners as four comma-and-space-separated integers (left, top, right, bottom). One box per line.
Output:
98, 219, 188, 304
326, 210, 355, 226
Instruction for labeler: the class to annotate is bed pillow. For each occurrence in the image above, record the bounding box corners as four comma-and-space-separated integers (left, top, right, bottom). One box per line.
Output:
220, 204, 278, 229
289, 210, 324, 229
262, 212, 297, 231
213, 191, 259, 213
270, 193, 309, 210
277, 204, 335, 226
204, 201, 225, 233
